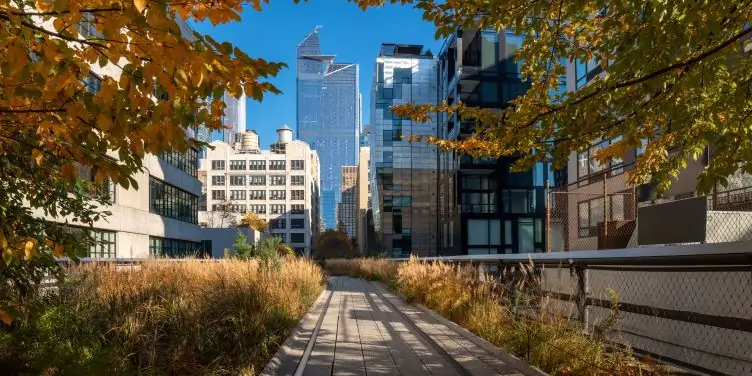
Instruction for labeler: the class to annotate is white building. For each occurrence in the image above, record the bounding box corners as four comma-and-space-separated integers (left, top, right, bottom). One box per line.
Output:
199, 125, 321, 256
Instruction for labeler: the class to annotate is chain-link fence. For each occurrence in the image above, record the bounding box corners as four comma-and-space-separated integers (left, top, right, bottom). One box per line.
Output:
547, 175, 637, 252
422, 246, 752, 375
548, 169, 752, 251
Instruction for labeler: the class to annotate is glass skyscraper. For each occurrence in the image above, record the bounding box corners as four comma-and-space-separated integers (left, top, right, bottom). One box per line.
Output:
370, 44, 439, 257
297, 28, 360, 229
210, 92, 246, 144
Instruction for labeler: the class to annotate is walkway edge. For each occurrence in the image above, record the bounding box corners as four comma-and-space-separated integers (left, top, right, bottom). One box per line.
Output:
261, 277, 335, 376
370, 281, 550, 376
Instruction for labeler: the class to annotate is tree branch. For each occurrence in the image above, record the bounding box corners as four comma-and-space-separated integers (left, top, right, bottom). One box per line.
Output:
522, 25, 752, 128
0, 8, 124, 17
0, 13, 108, 50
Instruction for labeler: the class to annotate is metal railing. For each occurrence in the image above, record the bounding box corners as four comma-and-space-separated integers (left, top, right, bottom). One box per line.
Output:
393, 241, 752, 376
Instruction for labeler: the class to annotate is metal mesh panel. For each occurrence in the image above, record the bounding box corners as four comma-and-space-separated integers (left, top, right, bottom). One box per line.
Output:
584, 267, 752, 375
547, 178, 637, 252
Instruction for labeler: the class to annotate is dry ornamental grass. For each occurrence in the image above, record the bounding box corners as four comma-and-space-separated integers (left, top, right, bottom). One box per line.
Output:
0, 258, 324, 375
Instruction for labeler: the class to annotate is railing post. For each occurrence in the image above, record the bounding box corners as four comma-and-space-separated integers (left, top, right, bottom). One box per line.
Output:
575, 264, 590, 331
545, 179, 551, 252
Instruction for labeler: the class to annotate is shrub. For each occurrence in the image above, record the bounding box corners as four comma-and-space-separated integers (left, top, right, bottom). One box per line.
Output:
0, 258, 324, 375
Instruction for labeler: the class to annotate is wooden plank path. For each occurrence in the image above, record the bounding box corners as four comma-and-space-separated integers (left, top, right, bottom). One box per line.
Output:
262, 277, 547, 376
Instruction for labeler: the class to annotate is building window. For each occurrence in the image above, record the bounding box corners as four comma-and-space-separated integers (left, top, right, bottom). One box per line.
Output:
211, 160, 225, 170
467, 219, 502, 246
518, 218, 535, 253
462, 174, 496, 189
461, 192, 496, 213
229, 176, 246, 186
291, 218, 305, 229
271, 233, 286, 243
291, 160, 305, 170
149, 177, 198, 224
211, 190, 226, 200
229, 204, 246, 213
269, 190, 285, 200
249, 190, 265, 200
291, 176, 305, 186
249, 204, 266, 214
149, 236, 204, 258
291, 190, 305, 200
577, 138, 624, 180
249, 160, 266, 170
229, 160, 246, 170
160, 148, 198, 177
481, 31, 499, 71
82, 73, 102, 95
270, 176, 286, 185
270, 204, 285, 214
290, 232, 305, 244
249, 175, 265, 185
502, 189, 536, 214
271, 218, 286, 229
575, 57, 605, 89
76, 12, 101, 39
578, 194, 629, 237
75, 163, 116, 203
230, 190, 246, 200
211, 175, 225, 186
269, 160, 286, 170
291, 204, 304, 214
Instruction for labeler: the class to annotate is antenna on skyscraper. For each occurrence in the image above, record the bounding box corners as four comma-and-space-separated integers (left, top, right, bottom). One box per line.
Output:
314, 25, 323, 33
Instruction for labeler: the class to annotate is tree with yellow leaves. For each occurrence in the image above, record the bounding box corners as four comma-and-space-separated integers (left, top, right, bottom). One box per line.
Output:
0, 0, 284, 321
0, 0, 283, 259
238, 211, 267, 232
356, 0, 752, 194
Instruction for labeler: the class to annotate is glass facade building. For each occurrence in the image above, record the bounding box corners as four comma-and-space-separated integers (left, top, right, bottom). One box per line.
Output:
210, 92, 247, 145
370, 44, 439, 257
437, 29, 557, 255
297, 28, 359, 229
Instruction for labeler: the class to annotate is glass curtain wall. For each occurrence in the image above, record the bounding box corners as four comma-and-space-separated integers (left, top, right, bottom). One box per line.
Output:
371, 45, 439, 257
297, 29, 359, 229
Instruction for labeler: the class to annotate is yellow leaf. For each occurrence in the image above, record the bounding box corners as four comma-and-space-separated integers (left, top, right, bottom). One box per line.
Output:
24, 240, 35, 259
32, 149, 43, 166
134, 0, 146, 12
0, 230, 7, 250
54, 244, 65, 258
0, 309, 13, 325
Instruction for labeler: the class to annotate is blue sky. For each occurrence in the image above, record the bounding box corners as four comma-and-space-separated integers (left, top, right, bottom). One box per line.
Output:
191, 1, 442, 147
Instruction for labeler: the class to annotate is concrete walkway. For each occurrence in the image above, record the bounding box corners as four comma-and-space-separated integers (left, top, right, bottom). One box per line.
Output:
263, 277, 545, 376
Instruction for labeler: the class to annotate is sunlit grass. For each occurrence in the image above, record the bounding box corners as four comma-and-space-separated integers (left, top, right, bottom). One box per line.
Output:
1, 258, 324, 375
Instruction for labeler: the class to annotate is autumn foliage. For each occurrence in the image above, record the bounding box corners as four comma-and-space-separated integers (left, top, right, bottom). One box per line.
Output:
239, 211, 268, 232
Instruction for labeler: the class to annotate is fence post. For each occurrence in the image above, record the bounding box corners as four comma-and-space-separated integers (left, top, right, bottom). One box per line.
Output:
602, 177, 608, 241
545, 179, 551, 252
575, 264, 590, 331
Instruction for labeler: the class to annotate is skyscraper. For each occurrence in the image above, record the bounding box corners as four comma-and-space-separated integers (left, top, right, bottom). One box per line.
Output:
210, 92, 247, 145
296, 27, 359, 229
370, 43, 439, 257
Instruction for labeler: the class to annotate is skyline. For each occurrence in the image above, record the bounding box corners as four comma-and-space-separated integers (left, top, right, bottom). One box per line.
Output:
190, 1, 441, 147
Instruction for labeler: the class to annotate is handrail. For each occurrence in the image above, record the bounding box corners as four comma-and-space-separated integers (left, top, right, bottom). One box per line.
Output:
390, 240, 752, 266
56, 257, 221, 264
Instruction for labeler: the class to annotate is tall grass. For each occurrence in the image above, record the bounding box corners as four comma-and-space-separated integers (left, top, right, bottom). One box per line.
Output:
325, 257, 663, 376
0, 258, 324, 375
